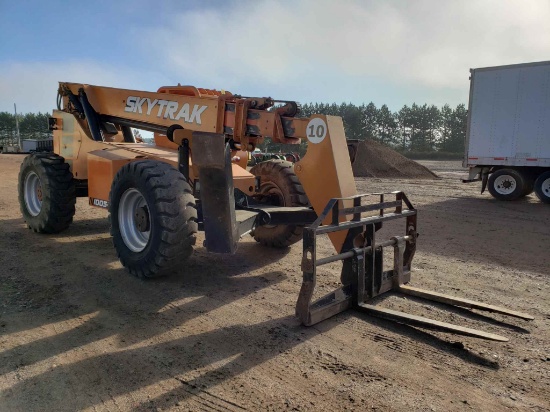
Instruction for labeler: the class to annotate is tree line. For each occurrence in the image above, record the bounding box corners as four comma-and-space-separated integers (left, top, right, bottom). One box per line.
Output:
1, 102, 468, 157
301, 102, 466, 154
0, 112, 51, 145
258, 102, 467, 157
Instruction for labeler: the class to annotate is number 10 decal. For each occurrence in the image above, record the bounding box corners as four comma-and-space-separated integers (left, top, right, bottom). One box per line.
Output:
306, 118, 327, 144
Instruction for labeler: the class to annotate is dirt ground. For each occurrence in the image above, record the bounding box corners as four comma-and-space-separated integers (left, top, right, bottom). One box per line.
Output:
0, 154, 549, 412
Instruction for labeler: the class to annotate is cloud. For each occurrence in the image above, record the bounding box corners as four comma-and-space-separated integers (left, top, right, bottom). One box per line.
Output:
2, 1, 549, 113
0, 61, 170, 114
143, 0, 550, 103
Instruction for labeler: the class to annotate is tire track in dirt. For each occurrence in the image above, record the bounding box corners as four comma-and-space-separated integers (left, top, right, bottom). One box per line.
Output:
323, 314, 501, 374
173, 378, 248, 412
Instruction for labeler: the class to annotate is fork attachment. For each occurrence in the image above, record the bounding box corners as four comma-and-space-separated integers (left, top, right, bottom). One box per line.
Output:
296, 192, 533, 342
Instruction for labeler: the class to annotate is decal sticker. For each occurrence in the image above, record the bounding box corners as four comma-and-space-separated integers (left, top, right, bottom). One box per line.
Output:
306, 118, 327, 144
89, 197, 109, 208
124, 96, 208, 125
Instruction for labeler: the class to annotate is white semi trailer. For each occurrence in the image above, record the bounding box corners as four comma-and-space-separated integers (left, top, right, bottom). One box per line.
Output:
463, 61, 550, 203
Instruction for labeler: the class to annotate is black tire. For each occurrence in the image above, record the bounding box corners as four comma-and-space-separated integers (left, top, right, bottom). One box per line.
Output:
250, 160, 309, 248
109, 160, 198, 278
534, 171, 550, 204
18, 153, 76, 233
487, 169, 525, 201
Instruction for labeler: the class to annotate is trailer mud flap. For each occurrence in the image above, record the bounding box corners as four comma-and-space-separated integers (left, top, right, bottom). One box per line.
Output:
192, 132, 238, 254
296, 192, 533, 341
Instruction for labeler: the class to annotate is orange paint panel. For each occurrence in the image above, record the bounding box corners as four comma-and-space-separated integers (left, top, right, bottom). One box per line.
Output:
153, 133, 179, 150
231, 150, 249, 170
87, 150, 136, 205
51, 110, 112, 179
62, 83, 220, 134
157, 85, 231, 98
232, 164, 255, 195
294, 115, 357, 252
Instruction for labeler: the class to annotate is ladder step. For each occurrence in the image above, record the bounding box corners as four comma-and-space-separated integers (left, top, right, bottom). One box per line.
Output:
358, 303, 509, 342
398, 285, 534, 321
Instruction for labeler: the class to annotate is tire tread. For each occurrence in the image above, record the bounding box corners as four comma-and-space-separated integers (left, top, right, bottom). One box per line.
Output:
109, 160, 198, 278
249, 159, 309, 248
18, 153, 76, 233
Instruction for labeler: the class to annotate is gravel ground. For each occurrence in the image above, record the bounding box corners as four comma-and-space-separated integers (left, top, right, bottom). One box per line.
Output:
1, 154, 548, 412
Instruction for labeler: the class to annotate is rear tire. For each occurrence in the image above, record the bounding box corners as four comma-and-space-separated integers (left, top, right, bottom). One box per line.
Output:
250, 160, 309, 248
18, 153, 76, 233
534, 171, 550, 204
109, 160, 198, 278
487, 169, 525, 201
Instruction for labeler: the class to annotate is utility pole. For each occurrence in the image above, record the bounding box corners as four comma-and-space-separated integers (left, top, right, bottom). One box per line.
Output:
14, 103, 21, 151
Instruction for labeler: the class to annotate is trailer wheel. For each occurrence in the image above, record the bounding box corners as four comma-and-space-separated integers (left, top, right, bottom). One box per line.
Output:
487, 169, 525, 201
109, 160, 198, 278
250, 160, 309, 248
18, 153, 76, 233
534, 171, 550, 204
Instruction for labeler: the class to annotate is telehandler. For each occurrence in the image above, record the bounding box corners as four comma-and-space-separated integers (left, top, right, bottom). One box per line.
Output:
18, 82, 533, 341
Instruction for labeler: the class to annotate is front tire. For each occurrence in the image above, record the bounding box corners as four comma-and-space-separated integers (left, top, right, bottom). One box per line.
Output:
18, 153, 76, 233
534, 171, 550, 204
109, 160, 198, 278
250, 160, 309, 248
487, 169, 525, 201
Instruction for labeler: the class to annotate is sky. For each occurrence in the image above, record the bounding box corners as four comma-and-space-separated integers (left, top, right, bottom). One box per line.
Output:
1, 0, 550, 115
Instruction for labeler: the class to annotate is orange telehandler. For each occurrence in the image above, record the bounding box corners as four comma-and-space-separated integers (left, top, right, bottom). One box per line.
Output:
18, 82, 533, 341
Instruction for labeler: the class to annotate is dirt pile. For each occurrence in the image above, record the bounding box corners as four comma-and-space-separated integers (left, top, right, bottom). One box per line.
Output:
352, 139, 438, 179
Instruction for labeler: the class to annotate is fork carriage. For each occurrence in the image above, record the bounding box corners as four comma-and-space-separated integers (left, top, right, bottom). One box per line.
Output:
296, 191, 533, 342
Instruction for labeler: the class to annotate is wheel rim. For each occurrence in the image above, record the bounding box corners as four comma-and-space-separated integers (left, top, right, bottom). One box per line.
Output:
493, 174, 516, 195
541, 177, 550, 197
118, 188, 151, 252
24, 171, 42, 216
